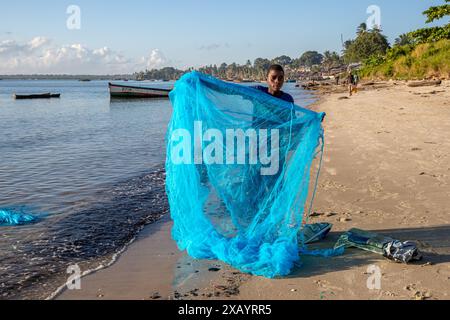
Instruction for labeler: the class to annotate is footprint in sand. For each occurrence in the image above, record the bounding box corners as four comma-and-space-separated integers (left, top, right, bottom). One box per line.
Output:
436, 268, 450, 278
404, 284, 433, 300
314, 280, 344, 292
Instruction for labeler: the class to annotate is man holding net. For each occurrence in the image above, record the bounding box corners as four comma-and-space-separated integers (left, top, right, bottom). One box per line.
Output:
253, 64, 332, 245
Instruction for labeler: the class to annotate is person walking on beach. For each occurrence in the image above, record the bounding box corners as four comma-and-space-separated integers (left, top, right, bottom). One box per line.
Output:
348, 72, 354, 96
353, 73, 359, 94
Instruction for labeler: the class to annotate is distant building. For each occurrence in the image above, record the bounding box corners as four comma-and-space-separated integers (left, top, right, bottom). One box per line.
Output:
347, 63, 363, 71
297, 66, 312, 73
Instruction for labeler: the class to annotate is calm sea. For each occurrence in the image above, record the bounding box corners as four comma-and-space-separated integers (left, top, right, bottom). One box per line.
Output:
0, 79, 316, 299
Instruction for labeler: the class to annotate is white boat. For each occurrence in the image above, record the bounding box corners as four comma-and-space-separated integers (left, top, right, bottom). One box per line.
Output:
108, 82, 171, 98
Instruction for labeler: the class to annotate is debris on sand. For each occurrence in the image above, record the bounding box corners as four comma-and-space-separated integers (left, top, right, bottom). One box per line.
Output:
150, 292, 162, 300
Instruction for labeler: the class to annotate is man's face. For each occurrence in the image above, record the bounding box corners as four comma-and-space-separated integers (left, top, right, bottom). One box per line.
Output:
267, 70, 285, 93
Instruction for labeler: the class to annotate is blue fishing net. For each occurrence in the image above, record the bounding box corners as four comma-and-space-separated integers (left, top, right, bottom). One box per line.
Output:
166, 72, 341, 278
0, 208, 36, 226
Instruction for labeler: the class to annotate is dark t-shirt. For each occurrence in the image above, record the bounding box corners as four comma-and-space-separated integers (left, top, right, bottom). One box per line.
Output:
251, 85, 295, 126
253, 85, 294, 103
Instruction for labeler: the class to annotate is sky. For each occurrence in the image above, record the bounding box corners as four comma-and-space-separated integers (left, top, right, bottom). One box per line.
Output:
0, 0, 447, 74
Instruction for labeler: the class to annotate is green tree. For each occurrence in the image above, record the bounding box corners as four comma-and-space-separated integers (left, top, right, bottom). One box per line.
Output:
253, 58, 271, 70
408, 0, 450, 44
141, 67, 185, 80
271, 55, 292, 66
423, 0, 450, 23
225, 63, 237, 79
394, 33, 415, 46
322, 51, 342, 70
253, 58, 271, 79
343, 25, 390, 63
298, 51, 324, 67
357, 22, 368, 35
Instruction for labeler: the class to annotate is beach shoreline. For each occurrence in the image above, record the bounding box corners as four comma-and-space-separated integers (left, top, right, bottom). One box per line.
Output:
56, 81, 450, 300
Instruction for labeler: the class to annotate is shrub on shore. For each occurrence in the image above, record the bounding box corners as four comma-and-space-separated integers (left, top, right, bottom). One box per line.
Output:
360, 39, 450, 80
360, 0, 449, 80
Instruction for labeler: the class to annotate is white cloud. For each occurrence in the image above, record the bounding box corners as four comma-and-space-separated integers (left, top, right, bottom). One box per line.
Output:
28, 36, 50, 50
0, 39, 25, 56
142, 49, 169, 70
0, 37, 171, 74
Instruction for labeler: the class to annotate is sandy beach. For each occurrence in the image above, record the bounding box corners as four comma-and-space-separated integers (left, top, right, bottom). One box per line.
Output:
56, 81, 450, 301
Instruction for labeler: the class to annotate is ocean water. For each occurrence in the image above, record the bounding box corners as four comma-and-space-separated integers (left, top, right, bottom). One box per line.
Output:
0, 79, 315, 299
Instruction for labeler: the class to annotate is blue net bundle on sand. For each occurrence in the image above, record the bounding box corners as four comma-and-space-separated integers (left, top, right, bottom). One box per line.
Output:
166, 72, 342, 278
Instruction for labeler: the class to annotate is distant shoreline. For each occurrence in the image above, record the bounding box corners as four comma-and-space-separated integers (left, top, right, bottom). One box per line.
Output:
0, 75, 135, 81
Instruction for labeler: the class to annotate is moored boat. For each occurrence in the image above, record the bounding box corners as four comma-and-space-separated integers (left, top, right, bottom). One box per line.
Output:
13, 93, 61, 100
108, 82, 171, 98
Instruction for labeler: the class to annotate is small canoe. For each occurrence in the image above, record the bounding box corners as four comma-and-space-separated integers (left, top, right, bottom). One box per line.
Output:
14, 93, 61, 99
109, 82, 171, 98
407, 80, 442, 88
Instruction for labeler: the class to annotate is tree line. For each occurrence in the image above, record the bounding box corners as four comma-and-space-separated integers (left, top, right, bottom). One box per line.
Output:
360, 0, 449, 79
134, 51, 343, 81
135, 1, 449, 81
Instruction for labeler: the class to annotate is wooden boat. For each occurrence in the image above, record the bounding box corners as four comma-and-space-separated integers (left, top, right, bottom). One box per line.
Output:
108, 82, 171, 98
14, 93, 61, 100
407, 80, 442, 88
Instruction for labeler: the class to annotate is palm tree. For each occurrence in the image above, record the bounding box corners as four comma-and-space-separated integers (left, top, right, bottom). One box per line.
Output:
323, 51, 342, 71
395, 34, 414, 46
357, 22, 368, 35
322, 51, 333, 71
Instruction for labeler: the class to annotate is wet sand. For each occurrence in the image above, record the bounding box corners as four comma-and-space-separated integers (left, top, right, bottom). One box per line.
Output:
57, 81, 450, 300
